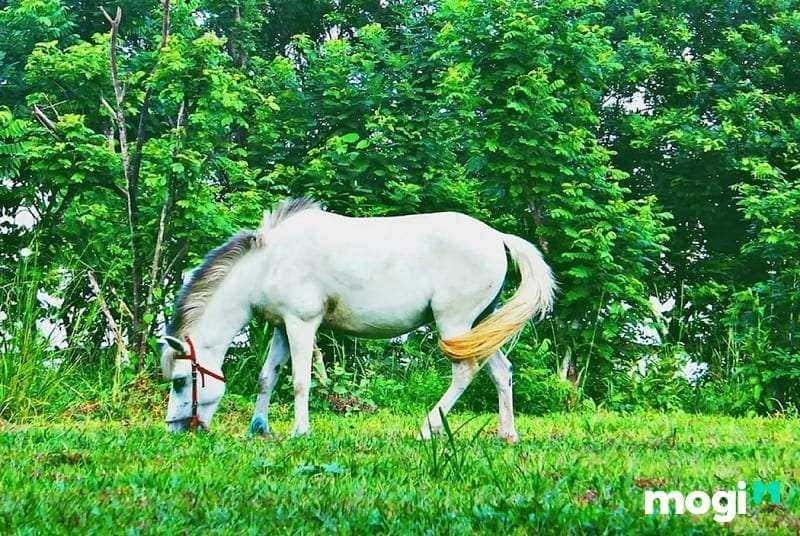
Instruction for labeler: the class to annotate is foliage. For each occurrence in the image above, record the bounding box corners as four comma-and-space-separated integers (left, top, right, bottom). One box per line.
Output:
721, 289, 800, 414
602, 0, 800, 408
429, 0, 671, 386
0, 252, 97, 418
460, 338, 576, 414
603, 345, 696, 413
1, 0, 800, 413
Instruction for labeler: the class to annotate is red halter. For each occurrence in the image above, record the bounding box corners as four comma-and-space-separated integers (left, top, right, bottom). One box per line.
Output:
173, 336, 225, 432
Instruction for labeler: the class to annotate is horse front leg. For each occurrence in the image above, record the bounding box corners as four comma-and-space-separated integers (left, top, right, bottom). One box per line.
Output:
249, 326, 289, 437
284, 315, 321, 437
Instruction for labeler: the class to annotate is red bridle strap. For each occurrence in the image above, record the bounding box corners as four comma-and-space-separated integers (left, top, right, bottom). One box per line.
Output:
173, 336, 226, 431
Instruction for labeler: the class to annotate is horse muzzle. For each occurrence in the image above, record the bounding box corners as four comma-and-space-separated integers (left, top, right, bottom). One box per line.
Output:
166, 417, 207, 433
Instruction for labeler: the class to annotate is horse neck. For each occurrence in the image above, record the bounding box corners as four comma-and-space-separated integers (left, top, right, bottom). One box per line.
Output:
192, 253, 259, 352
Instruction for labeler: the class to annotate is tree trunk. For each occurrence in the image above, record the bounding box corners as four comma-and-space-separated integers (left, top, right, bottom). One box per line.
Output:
101, 1, 172, 370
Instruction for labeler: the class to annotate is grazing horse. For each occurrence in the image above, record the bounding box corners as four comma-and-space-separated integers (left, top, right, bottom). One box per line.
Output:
160, 199, 555, 442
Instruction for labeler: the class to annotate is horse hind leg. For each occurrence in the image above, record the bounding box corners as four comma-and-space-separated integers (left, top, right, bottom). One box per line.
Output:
429, 303, 519, 443
420, 357, 480, 439
486, 350, 519, 443
419, 317, 480, 439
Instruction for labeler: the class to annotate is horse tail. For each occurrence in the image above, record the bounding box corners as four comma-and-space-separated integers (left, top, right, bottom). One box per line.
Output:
439, 233, 556, 361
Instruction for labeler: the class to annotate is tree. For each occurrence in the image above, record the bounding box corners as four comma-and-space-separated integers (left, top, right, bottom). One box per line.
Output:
602, 0, 800, 407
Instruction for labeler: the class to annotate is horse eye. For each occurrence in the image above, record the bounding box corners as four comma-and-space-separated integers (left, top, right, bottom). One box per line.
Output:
172, 377, 187, 391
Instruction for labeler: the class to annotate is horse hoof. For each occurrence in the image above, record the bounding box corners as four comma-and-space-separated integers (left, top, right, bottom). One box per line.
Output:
419, 425, 441, 440
499, 431, 519, 445
248, 416, 269, 438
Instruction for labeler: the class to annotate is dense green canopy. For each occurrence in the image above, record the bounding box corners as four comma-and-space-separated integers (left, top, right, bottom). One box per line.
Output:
1, 0, 798, 412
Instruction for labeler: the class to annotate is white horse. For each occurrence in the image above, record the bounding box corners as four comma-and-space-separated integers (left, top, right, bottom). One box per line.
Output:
160, 199, 555, 442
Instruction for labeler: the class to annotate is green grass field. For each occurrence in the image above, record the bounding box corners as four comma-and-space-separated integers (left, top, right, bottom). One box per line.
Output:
2, 409, 798, 534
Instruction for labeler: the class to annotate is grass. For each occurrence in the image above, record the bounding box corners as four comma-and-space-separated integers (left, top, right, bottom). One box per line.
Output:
1, 408, 799, 534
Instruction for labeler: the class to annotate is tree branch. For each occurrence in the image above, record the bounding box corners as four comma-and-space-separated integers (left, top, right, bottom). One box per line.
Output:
160, 0, 171, 48
142, 98, 184, 337
102, 5, 144, 364
88, 271, 130, 367
100, 7, 129, 179
31, 105, 58, 138
101, 1, 173, 363
163, 240, 188, 281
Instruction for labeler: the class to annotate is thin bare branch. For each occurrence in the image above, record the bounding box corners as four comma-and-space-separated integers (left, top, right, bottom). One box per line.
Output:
31, 105, 58, 137
88, 271, 130, 367
144, 201, 168, 312
129, 0, 171, 184
160, 0, 171, 48
101, 6, 129, 175
176, 100, 185, 129
99, 96, 116, 124
163, 241, 188, 279
102, 4, 145, 365
100, 0, 174, 363
142, 97, 183, 333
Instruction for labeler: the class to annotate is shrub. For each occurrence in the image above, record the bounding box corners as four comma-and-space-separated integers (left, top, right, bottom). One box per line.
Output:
514, 367, 575, 414
367, 370, 449, 414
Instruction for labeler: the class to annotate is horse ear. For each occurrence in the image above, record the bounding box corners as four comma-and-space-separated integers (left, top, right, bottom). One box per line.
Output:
162, 335, 188, 354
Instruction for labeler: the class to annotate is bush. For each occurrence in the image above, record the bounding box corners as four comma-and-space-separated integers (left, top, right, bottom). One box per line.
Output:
367, 369, 449, 414
602, 345, 698, 413
459, 364, 574, 416
721, 288, 800, 414
514, 367, 575, 414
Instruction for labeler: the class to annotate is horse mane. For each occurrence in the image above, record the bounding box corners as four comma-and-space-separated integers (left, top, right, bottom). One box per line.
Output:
167, 198, 320, 337
167, 231, 257, 336
257, 197, 320, 245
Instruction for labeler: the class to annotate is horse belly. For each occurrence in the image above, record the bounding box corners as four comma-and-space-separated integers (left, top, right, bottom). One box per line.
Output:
322, 291, 432, 338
